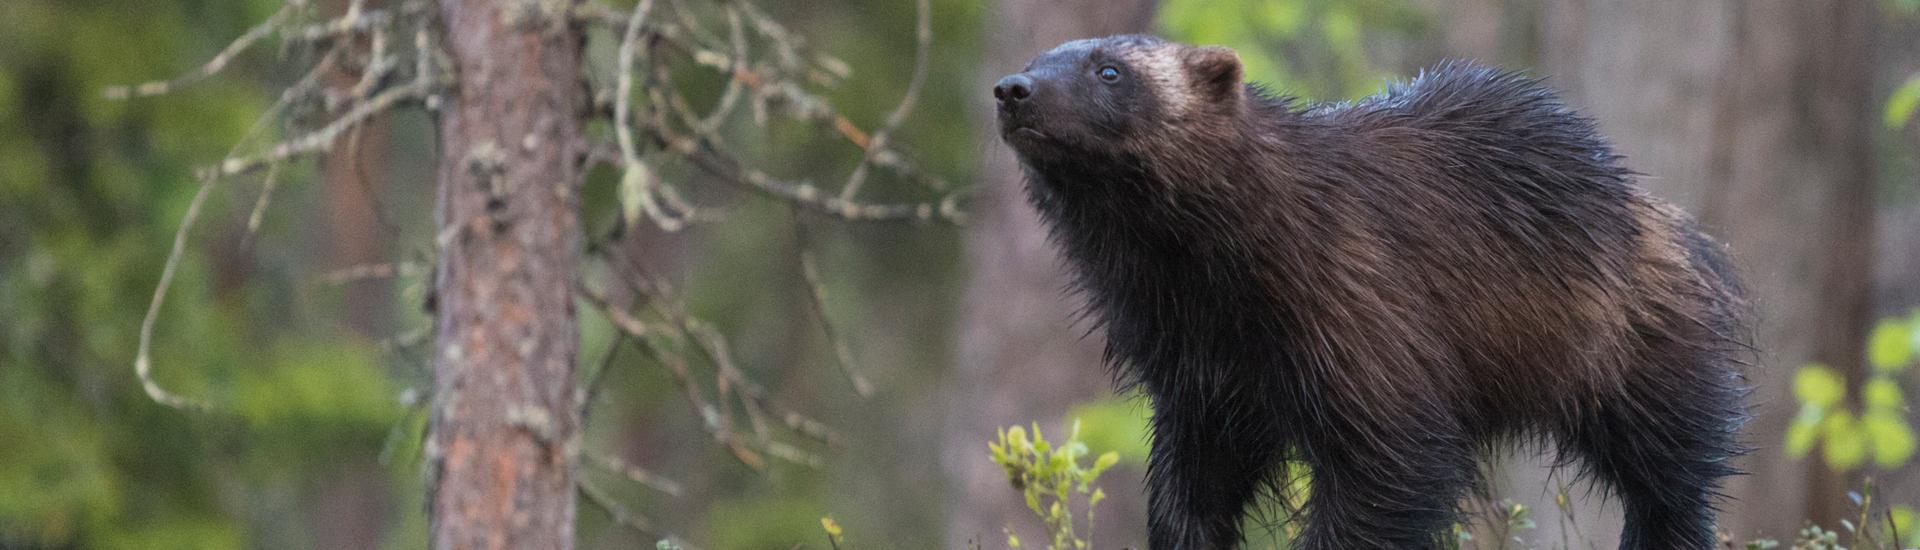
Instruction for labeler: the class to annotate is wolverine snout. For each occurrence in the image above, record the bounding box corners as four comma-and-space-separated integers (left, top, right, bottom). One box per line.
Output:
993, 73, 1034, 104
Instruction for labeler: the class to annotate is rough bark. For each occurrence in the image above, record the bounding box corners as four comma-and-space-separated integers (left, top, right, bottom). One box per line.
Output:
427, 1, 585, 548
943, 0, 1157, 546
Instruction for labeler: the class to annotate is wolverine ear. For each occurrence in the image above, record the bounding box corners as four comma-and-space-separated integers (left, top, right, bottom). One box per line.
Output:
1183, 45, 1243, 104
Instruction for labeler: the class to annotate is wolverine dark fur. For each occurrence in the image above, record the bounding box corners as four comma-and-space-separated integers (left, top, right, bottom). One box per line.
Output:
992, 35, 1750, 549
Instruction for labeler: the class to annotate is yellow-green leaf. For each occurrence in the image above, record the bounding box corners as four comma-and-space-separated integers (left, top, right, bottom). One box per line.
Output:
1865, 411, 1918, 468
1886, 76, 1920, 129
1869, 320, 1915, 372
1866, 378, 1906, 410
1822, 410, 1868, 471
1785, 418, 1821, 458
1895, 505, 1920, 548
1091, 451, 1120, 475
1794, 364, 1846, 408
821, 517, 843, 538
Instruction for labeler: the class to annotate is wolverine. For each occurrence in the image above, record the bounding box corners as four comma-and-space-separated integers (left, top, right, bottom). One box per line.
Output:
992, 35, 1750, 549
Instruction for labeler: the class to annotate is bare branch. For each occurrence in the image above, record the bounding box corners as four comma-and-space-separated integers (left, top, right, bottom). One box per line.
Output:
578, 2, 953, 194
731, 0, 849, 84
133, 171, 220, 411
213, 78, 431, 179
313, 261, 424, 286
588, 452, 686, 497
578, 284, 755, 468
644, 121, 962, 223
579, 480, 672, 545
283, 1, 410, 46
693, 5, 748, 134
241, 161, 284, 248
793, 217, 873, 397
612, 0, 692, 234
838, 0, 932, 201
103, 2, 298, 100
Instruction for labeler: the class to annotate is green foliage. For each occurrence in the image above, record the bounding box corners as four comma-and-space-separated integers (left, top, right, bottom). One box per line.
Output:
1064, 396, 1150, 467
1428, 500, 1536, 550
988, 420, 1120, 550
1796, 525, 1843, 550
821, 516, 846, 548
0, 0, 422, 547
1723, 482, 1920, 550
1886, 76, 1920, 129
1786, 311, 1920, 471
1159, 0, 1424, 100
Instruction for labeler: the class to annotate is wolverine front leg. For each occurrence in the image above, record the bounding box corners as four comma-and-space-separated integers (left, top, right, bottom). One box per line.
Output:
1291, 401, 1476, 550
1144, 393, 1282, 549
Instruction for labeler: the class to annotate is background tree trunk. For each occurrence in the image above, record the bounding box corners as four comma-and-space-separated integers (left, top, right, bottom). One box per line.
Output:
1476, 3, 1735, 545
428, 0, 586, 548
316, 0, 395, 546
1703, 0, 1878, 532
943, 0, 1158, 546
1425, 0, 1882, 540
1528, 0, 1878, 538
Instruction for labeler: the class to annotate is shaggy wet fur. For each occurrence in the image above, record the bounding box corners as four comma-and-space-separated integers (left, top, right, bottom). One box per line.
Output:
993, 35, 1751, 549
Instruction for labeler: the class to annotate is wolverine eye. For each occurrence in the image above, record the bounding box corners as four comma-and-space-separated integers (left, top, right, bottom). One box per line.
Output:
1098, 66, 1122, 83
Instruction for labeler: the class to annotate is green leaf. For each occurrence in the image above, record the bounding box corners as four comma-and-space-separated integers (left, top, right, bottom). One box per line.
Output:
1865, 378, 1906, 410
1886, 76, 1920, 129
1066, 397, 1151, 465
1091, 451, 1120, 476
1865, 411, 1917, 468
1785, 414, 1821, 458
1892, 505, 1919, 547
1794, 364, 1847, 408
1822, 410, 1868, 471
1869, 319, 1915, 372
819, 517, 843, 539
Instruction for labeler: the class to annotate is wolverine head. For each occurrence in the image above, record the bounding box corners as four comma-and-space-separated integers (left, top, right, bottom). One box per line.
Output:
993, 35, 1245, 167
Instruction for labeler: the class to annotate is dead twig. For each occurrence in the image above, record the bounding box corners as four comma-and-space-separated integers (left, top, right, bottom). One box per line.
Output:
104, 2, 299, 100
588, 451, 686, 497
793, 216, 873, 397
838, 0, 931, 201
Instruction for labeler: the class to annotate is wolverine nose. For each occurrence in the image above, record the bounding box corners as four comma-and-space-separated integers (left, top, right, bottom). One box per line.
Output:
994, 73, 1034, 103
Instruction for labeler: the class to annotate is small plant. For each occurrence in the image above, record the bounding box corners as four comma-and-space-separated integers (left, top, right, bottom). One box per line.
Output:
1734, 481, 1920, 550
821, 516, 847, 549
988, 420, 1122, 550
1439, 499, 1536, 550
1487, 500, 1536, 550
1794, 525, 1843, 550
1786, 311, 1920, 471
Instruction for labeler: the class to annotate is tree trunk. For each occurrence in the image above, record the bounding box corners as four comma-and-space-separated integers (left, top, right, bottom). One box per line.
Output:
1536, 0, 1878, 538
944, 0, 1157, 546
1493, 3, 1735, 545
428, 0, 585, 548
316, 0, 395, 545
1704, 0, 1877, 532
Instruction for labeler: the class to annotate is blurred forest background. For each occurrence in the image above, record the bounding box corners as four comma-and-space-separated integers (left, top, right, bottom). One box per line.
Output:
3, 0, 1920, 548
